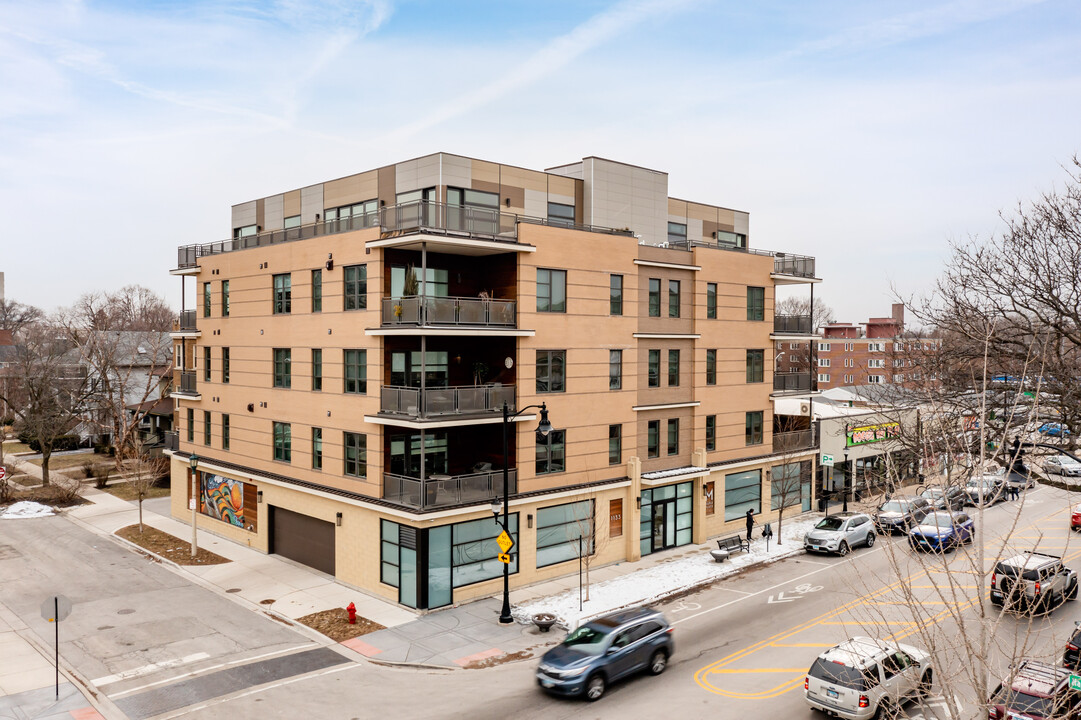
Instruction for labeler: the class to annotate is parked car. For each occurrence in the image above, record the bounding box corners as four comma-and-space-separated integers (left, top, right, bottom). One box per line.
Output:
989, 551, 1078, 614
989, 660, 1081, 719
1072, 504, 1081, 532
803, 512, 876, 555
908, 510, 975, 552
918, 485, 966, 511
873, 497, 932, 535
804, 637, 933, 720
1062, 621, 1081, 670
964, 477, 1005, 506
536, 607, 673, 701
1039, 422, 1072, 437
1044, 455, 1081, 477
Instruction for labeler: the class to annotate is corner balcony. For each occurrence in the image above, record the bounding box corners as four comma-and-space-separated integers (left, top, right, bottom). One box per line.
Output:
173, 371, 200, 399
383, 468, 517, 511
771, 254, 818, 284
771, 314, 814, 339
171, 310, 200, 338
772, 428, 817, 454
378, 385, 515, 423
772, 372, 814, 394
374, 296, 533, 337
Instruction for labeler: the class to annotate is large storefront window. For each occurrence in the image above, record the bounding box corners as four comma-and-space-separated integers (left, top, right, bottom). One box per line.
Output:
639, 482, 693, 557
536, 500, 593, 568
771, 463, 802, 511
725, 469, 761, 521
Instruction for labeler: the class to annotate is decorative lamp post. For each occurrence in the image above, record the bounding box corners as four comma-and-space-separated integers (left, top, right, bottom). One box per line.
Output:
496, 401, 552, 624
189, 454, 199, 558
842, 450, 850, 513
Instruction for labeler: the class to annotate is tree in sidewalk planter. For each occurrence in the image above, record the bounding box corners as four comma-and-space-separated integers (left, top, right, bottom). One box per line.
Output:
770, 414, 815, 546
123, 438, 167, 533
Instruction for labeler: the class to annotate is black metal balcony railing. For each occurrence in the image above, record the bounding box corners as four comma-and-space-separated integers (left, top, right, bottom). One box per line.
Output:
380, 385, 515, 418
381, 296, 516, 328
178, 310, 197, 331
176, 201, 634, 268
383, 469, 517, 511
773, 314, 813, 334
773, 372, 813, 392
773, 429, 816, 454
773, 254, 816, 278
176, 371, 198, 395
162, 431, 179, 451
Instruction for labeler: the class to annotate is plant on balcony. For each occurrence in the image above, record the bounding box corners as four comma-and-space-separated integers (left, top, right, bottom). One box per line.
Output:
472, 361, 489, 386
403, 264, 419, 297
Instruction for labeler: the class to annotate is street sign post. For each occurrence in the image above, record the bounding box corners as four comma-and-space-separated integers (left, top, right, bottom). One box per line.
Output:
821, 454, 835, 467
1070, 674, 1081, 692
496, 530, 514, 553
497, 552, 511, 564
40, 594, 71, 699
0, 466, 6, 481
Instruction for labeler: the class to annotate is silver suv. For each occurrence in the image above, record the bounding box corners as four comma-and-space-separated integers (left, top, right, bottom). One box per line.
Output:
990, 551, 1078, 613
805, 637, 933, 719
803, 512, 875, 556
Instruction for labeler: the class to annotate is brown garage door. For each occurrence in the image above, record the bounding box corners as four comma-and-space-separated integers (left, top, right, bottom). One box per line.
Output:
269, 506, 335, 576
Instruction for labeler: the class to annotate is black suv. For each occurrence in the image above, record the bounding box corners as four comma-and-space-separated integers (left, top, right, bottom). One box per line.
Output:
1063, 621, 1081, 670
874, 497, 932, 535
989, 660, 1081, 719
990, 551, 1078, 614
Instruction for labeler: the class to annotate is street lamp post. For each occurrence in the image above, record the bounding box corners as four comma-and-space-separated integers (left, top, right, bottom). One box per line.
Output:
493, 401, 552, 624
842, 450, 850, 513
189, 454, 199, 558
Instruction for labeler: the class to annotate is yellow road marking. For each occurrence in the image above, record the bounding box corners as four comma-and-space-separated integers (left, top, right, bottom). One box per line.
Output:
770, 643, 835, 648
711, 668, 809, 674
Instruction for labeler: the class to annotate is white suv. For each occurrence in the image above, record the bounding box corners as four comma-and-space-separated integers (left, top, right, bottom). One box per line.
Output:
805, 637, 933, 719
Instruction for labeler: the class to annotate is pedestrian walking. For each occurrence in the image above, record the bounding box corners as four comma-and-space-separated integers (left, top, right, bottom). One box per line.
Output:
745, 507, 755, 545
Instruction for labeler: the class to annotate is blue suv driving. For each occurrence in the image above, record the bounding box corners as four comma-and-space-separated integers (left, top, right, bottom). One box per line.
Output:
536, 607, 673, 701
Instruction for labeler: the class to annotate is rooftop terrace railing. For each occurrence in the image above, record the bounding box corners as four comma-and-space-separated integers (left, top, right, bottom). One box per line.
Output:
662, 238, 816, 278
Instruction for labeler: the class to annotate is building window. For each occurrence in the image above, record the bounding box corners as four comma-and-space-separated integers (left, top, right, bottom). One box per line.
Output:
344, 350, 367, 394
748, 348, 765, 380
344, 265, 367, 310
273, 348, 291, 388
186, 408, 194, 442
648, 278, 661, 317
451, 514, 519, 588
706, 283, 717, 319
868, 342, 884, 352
537, 268, 567, 313
894, 374, 905, 383
818, 374, 831, 383
536, 429, 566, 474
647, 420, 660, 458
536, 350, 566, 393
745, 411, 763, 446
326, 200, 378, 228
846, 358, 854, 367
725, 469, 761, 521
868, 359, 885, 368
204, 347, 212, 382
547, 202, 575, 226
845, 374, 853, 383
222, 414, 230, 450
536, 500, 593, 568
312, 349, 322, 391
273, 422, 291, 462
706, 415, 716, 451
771, 463, 803, 511
221, 280, 230, 317
609, 424, 621, 465
706, 349, 717, 385
818, 343, 830, 352
845, 342, 853, 351
747, 286, 765, 321
648, 349, 660, 388
344, 432, 366, 477
716, 230, 746, 247
222, 347, 230, 384
284, 214, 301, 229
610, 275, 623, 316
668, 349, 680, 386
203, 410, 211, 445
818, 358, 831, 368
668, 280, 680, 318
234, 224, 257, 240
273, 274, 291, 314
203, 282, 211, 318
312, 427, 322, 470
311, 269, 322, 313
868, 375, 884, 384
667, 222, 687, 245
609, 350, 622, 390
667, 418, 679, 455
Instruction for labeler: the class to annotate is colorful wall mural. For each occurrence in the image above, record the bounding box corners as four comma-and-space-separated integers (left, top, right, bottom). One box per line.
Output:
201, 473, 245, 527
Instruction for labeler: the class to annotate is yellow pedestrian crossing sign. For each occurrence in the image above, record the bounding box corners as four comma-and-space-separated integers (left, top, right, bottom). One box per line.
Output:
496, 530, 514, 553
497, 552, 512, 564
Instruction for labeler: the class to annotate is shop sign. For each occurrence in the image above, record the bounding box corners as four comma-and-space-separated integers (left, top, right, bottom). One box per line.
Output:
704, 481, 715, 515
846, 422, 900, 447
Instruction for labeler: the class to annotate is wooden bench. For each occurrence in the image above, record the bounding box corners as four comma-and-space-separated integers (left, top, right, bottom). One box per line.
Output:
717, 534, 750, 554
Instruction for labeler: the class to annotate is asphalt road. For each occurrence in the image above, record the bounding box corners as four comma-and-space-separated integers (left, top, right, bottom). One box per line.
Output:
4, 484, 1080, 720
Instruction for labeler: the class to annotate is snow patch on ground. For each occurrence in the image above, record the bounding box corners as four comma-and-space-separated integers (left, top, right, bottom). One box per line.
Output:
513, 517, 821, 629
1, 501, 56, 519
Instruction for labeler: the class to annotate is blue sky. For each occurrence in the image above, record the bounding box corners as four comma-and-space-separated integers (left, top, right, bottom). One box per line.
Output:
2, 0, 1080, 322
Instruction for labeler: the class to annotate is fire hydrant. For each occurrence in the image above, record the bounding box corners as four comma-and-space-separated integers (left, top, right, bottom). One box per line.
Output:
346, 602, 356, 625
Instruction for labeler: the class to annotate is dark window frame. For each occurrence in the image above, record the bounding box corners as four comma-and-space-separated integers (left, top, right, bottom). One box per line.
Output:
273, 348, 291, 388
610, 274, 623, 316
745, 411, 764, 446
609, 424, 621, 465
273, 273, 292, 314
668, 349, 680, 387
746, 349, 765, 383
537, 268, 567, 313
706, 415, 716, 451
311, 427, 323, 470
609, 350, 622, 390
344, 264, 367, 311
536, 350, 566, 393
648, 349, 660, 388
647, 420, 660, 459
706, 349, 717, 385
536, 429, 566, 475
273, 421, 291, 462
648, 278, 661, 317
667, 418, 679, 456
312, 348, 322, 391
706, 282, 717, 319
747, 286, 765, 322
311, 269, 322, 313
668, 280, 680, 318
344, 349, 367, 394
344, 431, 367, 477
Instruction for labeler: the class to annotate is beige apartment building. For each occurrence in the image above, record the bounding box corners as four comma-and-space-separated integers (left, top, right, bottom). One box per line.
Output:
167, 153, 819, 610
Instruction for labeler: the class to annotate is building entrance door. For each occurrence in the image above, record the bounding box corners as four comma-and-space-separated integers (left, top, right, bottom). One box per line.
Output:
651, 499, 677, 553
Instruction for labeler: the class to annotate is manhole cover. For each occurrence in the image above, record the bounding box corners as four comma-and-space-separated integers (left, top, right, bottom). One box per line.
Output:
117, 609, 135, 615
225, 588, 242, 593
260, 599, 274, 605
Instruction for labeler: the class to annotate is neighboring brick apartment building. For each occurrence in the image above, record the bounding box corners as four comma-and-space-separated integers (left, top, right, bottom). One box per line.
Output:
167, 153, 819, 610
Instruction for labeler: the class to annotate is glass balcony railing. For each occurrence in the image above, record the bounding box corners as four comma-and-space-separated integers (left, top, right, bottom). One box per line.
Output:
773, 314, 813, 334
381, 296, 516, 328
773, 429, 816, 454
380, 385, 515, 418
175, 371, 199, 396
773, 372, 812, 392
383, 468, 517, 511
177, 310, 198, 331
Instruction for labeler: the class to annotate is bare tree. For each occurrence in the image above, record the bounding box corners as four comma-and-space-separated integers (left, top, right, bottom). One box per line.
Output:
0, 298, 44, 335
775, 295, 835, 328
770, 414, 814, 545
124, 438, 168, 533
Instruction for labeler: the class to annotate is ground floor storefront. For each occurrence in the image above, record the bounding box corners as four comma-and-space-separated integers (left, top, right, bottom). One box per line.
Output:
168, 448, 818, 610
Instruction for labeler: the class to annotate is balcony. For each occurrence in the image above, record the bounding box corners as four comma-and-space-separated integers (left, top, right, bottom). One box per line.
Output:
380, 385, 515, 420
773, 429, 816, 454
773, 254, 816, 279
773, 314, 813, 336
382, 200, 518, 241
174, 371, 199, 397
162, 431, 179, 451
383, 468, 517, 511
773, 372, 813, 393
381, 296, 516, 329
